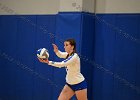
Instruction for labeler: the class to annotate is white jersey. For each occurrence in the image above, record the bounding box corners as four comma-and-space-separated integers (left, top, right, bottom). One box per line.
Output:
48, 50, 85, 85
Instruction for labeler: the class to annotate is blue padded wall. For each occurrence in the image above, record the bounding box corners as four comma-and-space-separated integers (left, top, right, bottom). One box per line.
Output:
15, 16, 36, 100
80, 12, 95, 100
0, 13, 140, 100
93, 14, 140, 100
33, 15, 56, 100
0, 15, 57, 100
0, 16, 18, 100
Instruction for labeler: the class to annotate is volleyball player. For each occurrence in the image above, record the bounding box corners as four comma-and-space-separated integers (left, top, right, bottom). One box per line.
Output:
38, 39, 87, 100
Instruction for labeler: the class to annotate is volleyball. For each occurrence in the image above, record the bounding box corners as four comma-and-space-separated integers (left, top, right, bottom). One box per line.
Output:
37, 48, 49, 59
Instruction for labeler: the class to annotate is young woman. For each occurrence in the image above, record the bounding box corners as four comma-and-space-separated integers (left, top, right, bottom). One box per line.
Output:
38, 39, 87, 100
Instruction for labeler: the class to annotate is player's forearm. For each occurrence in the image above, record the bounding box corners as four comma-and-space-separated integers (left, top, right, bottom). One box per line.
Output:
48, 61, 66, 68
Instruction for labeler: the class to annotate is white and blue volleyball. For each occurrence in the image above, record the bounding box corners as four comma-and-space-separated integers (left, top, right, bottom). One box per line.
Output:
37, 48, 49, 59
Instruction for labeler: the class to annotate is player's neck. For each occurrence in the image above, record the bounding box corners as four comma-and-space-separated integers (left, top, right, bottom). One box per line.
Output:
68, 50, 74, 56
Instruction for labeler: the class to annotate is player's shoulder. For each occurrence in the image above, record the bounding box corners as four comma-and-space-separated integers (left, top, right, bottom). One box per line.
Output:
73, 53, 80, 58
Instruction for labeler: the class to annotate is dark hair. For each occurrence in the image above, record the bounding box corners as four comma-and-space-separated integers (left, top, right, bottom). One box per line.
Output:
65, 39, 76, 58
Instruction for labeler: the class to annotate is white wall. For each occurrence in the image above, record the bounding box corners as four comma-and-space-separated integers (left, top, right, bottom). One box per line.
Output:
0, 0, 59, 15
82, 0, 95, 13
59, 0, 82, 12
0, 0, 84, 14
0, 0, 95, 15
1, 0, 139, 15
59, 0, 95, 13
96, 0, 140, 13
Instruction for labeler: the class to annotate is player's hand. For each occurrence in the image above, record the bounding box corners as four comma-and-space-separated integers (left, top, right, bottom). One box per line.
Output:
52, 44, 58, 53
38, 57, 49, 64
38, 57, 44, 62
42, 59, 49, 64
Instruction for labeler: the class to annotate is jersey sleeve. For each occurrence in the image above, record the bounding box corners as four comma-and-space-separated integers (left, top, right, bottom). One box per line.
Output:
48, 53, 77, 68
55, 50, 68, 58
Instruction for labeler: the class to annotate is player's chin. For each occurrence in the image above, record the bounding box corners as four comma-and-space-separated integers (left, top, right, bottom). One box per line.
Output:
65, 49, 68, 52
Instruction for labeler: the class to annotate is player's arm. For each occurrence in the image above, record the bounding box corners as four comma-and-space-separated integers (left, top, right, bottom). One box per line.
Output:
52, 44, 68, 58
55, 50, 68, 58
48, 53, 77, 68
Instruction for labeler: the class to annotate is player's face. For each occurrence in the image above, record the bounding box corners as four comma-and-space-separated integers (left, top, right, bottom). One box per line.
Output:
64, 41, 74, 53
